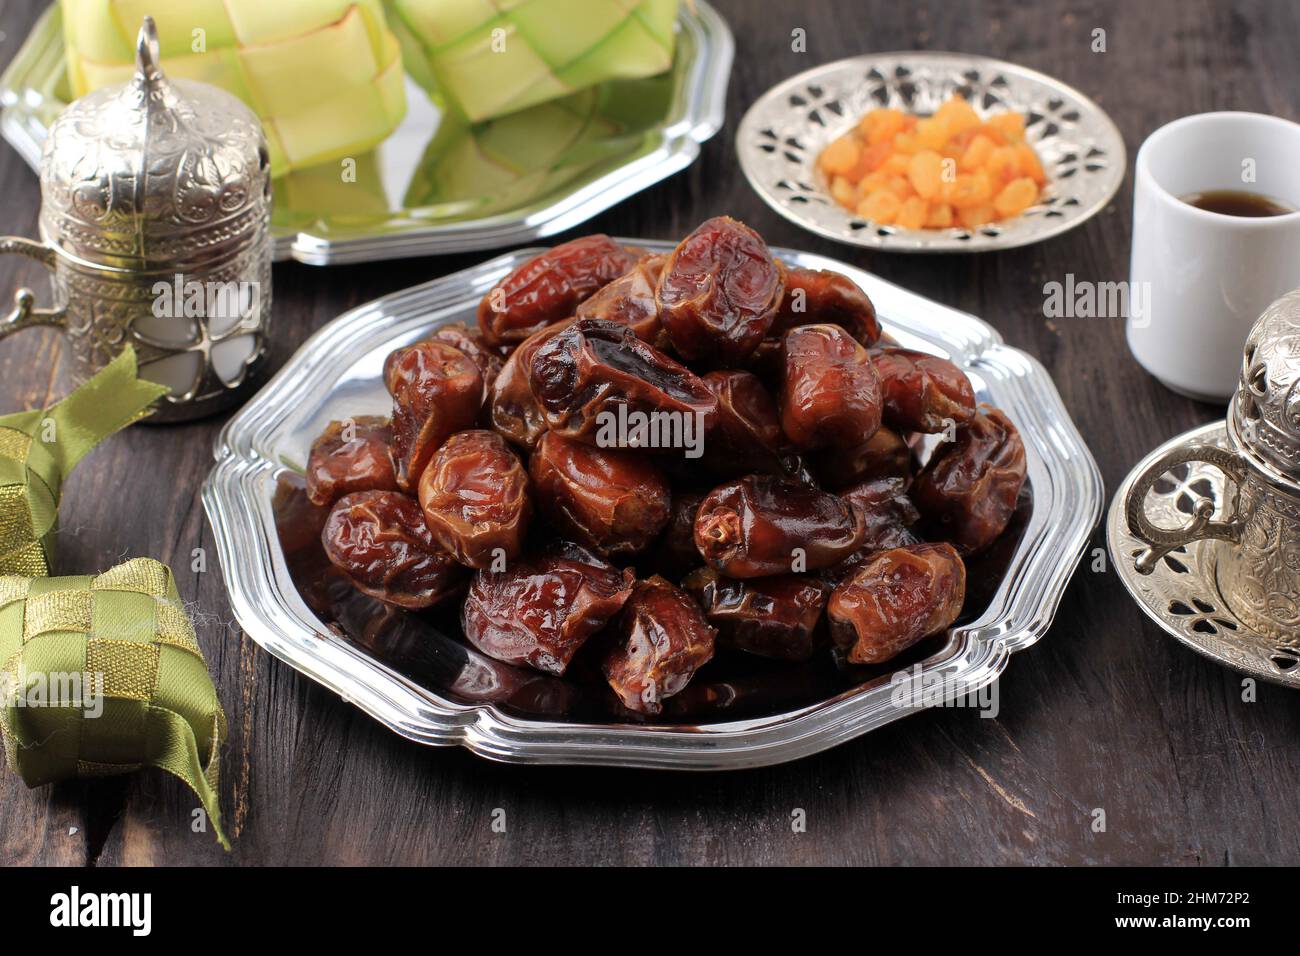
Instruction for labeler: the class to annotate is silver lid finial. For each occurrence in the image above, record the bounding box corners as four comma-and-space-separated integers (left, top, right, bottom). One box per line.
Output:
134, 16, 162, 81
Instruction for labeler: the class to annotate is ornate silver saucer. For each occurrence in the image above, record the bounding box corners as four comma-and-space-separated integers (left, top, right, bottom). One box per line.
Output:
1108, 421, 1300, 687
736, 51, 1125, 252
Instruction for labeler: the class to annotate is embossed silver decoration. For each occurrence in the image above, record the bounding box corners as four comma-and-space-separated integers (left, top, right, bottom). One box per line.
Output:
736, 52, 1126, 253
1109, 423, 1300, 687
1119, 289, 1300, 675
0, 17, 271, 421
1231, 290, 1300, 484
202, 241, 1103, 769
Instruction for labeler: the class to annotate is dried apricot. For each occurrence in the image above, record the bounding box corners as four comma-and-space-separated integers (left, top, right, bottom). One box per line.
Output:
960, 134, 995, 171
886, 175, 914, 201
948, 171, 992, 208
857, 171, 890, 197
892, 132, 920, 154
994, 177, 1038, 217
1015, 142, 1046, 185
861, 108, 906, 144
986, 146, 1021, 183
926, 203, 954, 228
830, 175, 857, 206
857, 140, 894, 176
820, 135, 861, 175
986, 112, 1026, 142
858, 189, 902, 224
897, 196, 929, 230
935, 96, 980, 135
915, 117, 950, 150
883, 152, 913, 175
908, 150, 944, 199
958, 204, 996, 228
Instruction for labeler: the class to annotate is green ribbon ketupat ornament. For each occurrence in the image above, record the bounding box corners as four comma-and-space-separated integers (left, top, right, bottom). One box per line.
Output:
0, 559, 230, 848
0, 347, 229, 848
0, 346, 165, 576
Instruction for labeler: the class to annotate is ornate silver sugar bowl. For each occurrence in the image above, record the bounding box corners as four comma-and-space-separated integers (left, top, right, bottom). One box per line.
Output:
0, 17, 271, 422
1128, 288, 1300, 640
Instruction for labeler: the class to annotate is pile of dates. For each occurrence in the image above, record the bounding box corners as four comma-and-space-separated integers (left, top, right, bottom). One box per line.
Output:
309, 217, 1027, 717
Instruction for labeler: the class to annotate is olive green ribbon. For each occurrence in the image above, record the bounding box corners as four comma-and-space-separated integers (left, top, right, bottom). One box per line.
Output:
0, 349, 229, 848
0, 347, 167, 576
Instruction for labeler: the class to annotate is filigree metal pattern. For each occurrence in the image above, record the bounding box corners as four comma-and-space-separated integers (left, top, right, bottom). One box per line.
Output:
1109, 422, 1300, 687
737, 52, 1126, 252
1223, 478, 1300, 639
1233, 289, 1300, 481
38, 62, 268, 265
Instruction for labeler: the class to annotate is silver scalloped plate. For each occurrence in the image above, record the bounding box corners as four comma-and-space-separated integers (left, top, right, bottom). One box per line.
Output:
202, 241, 1103, 769
736, 52, 1126, 253
0, 3, 732, 266
1107, 422, 1300, 687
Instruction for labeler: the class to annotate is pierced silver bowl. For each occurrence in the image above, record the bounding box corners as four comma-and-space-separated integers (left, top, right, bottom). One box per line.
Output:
736, 51, 1126, 253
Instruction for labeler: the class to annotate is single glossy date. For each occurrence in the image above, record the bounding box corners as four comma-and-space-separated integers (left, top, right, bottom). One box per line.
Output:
656, 216, 783, 362
460, 543, 635, 675
528, 317, 718, 445
575, 253, 667, 346
418, 429, 531, 569
826, 477, 922, 581
913, 406, 1027, 554
682, 567, 829, 662
772, 267, 881, 345
694, 475, 866, 578
780, 324, 883, 451
529, 431, 671, 557
828, 542, 966, 664
843, 477, 921, 551
305, 416, 397, 507
384, 341, 484, 490
603, 576, 716, 715
813, 426, 911, 491
488, 318, 573, 451
870, 347, 976, 433
427, 322, 504, 400
477, 234, 638, 346
699, 369, 790, 477
321, 491, 466, 609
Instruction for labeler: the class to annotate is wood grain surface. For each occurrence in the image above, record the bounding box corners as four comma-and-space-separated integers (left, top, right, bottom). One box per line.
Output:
1, 0, 1297, 866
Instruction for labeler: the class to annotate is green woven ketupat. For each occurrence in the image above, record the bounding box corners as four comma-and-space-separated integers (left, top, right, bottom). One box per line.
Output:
388, 0, 680, 122
0, 347, 228, 847
0, 346, 166, 577
0, 559, 229, 849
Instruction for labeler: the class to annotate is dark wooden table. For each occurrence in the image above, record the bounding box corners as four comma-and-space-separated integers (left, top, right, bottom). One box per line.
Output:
2, 0, 1297, 866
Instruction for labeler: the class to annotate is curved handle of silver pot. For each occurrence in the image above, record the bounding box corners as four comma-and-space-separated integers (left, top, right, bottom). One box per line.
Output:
1125, 442, 1248, 574
0, 236, 66, 339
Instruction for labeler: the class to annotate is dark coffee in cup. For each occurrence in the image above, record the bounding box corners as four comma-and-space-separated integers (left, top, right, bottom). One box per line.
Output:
1180, 189, 1295, 217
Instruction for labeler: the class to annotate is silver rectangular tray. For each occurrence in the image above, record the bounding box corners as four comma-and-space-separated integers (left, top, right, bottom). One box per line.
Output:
202, 241, 1103, 769
0, 2, 731, 266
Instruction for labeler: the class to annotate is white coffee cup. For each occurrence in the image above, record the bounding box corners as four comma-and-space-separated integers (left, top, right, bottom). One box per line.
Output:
1128, 111, 1300, 402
